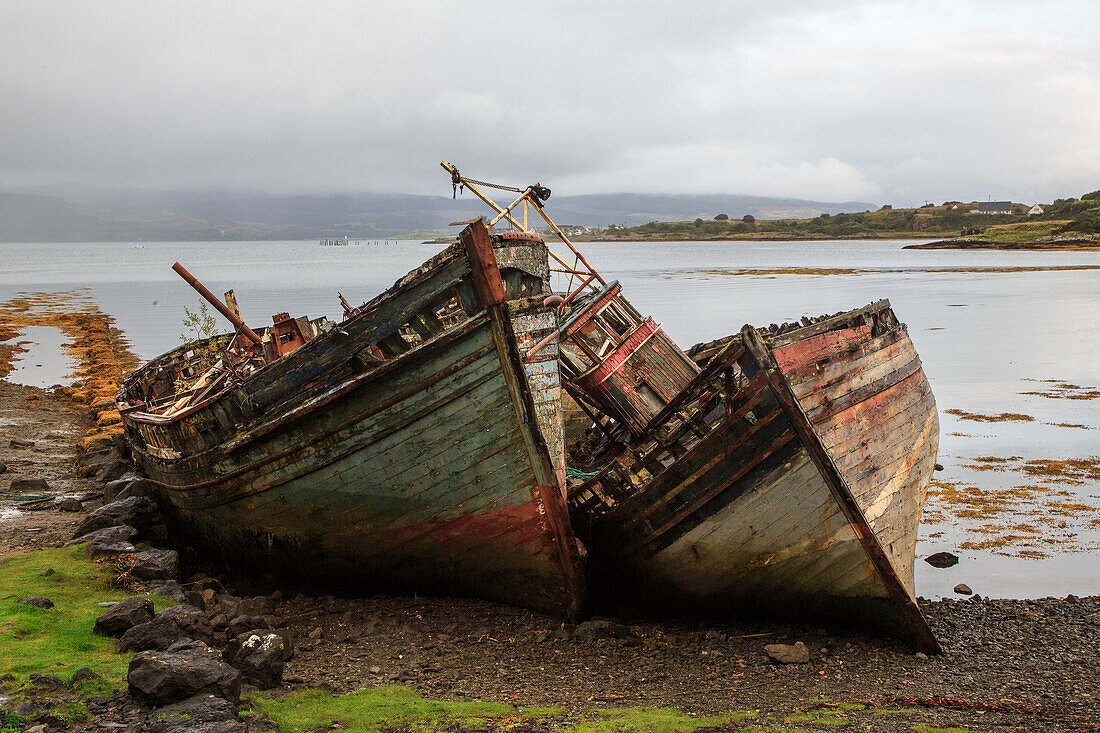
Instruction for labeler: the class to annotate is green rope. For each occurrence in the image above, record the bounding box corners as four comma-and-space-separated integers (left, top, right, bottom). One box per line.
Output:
565, 467, 600, 479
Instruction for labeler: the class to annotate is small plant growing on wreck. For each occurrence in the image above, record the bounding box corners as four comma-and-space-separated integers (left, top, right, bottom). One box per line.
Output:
175, 302, 230, 393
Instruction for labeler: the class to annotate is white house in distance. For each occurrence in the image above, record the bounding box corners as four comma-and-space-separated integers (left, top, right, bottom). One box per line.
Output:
1028, 203, 1044, 216
972, 201, 1014, 214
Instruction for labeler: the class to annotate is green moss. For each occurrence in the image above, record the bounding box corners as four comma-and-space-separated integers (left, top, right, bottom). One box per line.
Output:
248, 686, 516, 732
786, 709, 852, 726
738, 726, 812, 733
53, 701, 90, 725
870, 708, 916, 716
0, 546, 176, 689
912, 726, 971, 733
565, 708, 754, 732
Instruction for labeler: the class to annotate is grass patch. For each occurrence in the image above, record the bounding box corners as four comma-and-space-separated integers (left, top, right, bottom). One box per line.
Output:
248, 686, 516, 732
566, 708, 754, 732
250, 688, 756, 733
0, 545, 176, 689
786, 709, 852, 726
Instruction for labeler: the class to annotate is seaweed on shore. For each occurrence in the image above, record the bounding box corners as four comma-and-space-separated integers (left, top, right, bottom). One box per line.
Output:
0, 291, 139, 450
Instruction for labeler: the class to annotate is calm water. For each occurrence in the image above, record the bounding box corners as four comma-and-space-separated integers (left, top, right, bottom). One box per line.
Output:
2, 238, 1098, 599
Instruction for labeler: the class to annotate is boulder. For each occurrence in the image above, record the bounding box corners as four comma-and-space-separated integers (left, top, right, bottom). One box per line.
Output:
88, 537, 137, 559
224, 613, 284, 638
74, 496, 160, 536
764, 641, 810, 664
103, 478, 131, 502
18, 597, 54, 609
66, 524, 138, 547
128, 640, 241, 706
954, 583, 973, 595
55, 497, 84, 512
924, 551, 959, 569
0, 460, 6, 474
224, 630, 292, 688
10, 477, 51, 493
76, 449, 113, 477
114, 548, 180, 581
9, 439, 34, 448
114, 479, 156, 502
28, 673, 64, 691
95, 459, 130, 484
145, 580, 188, 604
139, 693, 244, 733
94, 596, 155, 637
118, 605, 214, 653
69, 667, 101, 685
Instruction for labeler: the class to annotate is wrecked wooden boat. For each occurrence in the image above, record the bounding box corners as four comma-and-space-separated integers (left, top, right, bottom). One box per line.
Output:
441, 163, 940, 650
563, 293, 940, 652
117, 221, 584, 618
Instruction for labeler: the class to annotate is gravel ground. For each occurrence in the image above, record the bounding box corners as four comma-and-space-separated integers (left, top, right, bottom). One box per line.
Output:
3, 377, 1098, 731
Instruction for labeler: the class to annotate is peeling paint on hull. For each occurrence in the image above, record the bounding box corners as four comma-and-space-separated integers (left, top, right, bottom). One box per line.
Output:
569, 301, 940, 651
119, 227, 584, 619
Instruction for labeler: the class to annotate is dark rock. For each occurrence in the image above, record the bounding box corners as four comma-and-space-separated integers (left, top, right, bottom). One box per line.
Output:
89, 537, 138, 558
95, 459, 129, 484
18, 597, 54, 609
925, 551, 960, 569
74, 496, 160, 536
574, 618, 637, 642
227, 615, 273, 638
10, 477, 51, 493
764, 641, 810, 664
224, 630, 292, 688
128, 641, 241, 706
75, 449, 113, 477
70, 667, 101, 685
145, 580, 188, 604
236, 596, 275, 618
113, 548, 180, 581
0, 461, 6, 473
66, 524, 138, 547
39, 568, 54, 577
94, 596, 155, 637
9, 438, 34, 448
114, 479, 156, 502
954, 583, 973, 595
31, 711, 68, 728
28, 673, 65, 690
55, 497, 84, 512
103, 478, 131, 502
140, 693, 244, 733
118, 605, 214, 652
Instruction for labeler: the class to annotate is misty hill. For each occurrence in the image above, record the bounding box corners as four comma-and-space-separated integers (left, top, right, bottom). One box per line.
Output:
0, 190, 876, 242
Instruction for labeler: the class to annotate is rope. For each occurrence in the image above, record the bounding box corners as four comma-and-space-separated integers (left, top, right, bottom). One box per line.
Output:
461, 176, 526, 194
565, 467, 600, 479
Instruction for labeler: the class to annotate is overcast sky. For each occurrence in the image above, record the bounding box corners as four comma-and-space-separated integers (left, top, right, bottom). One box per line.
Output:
1, 1, 1097, 206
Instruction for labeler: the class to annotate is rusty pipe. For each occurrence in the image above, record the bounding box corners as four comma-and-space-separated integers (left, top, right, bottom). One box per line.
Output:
172, 262, 262, 345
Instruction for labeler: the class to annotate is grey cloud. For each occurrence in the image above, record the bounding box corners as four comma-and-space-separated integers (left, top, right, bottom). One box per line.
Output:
0, 0, 1097, 205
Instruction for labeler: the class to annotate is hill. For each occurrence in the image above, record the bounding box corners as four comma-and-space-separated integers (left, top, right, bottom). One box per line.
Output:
580, 202, 1030, 241
0, 190, 875, 242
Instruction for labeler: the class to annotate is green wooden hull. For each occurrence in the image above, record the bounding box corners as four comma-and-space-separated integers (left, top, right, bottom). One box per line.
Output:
120, 231, 584, 617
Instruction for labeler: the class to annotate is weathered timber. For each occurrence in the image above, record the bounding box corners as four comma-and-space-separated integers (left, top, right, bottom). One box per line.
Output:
566, 299, 940, 652
119, 222, 584, 618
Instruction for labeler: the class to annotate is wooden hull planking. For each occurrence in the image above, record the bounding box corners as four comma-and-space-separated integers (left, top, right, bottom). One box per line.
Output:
569, 301, 939, 651
120, 226, 584, 618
